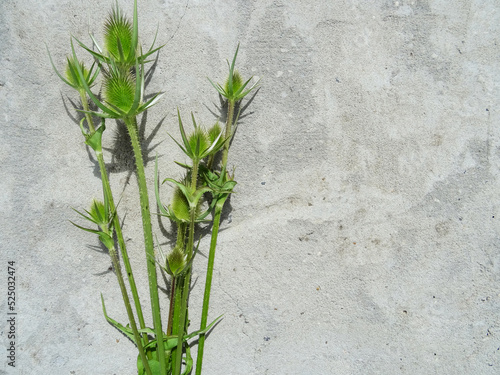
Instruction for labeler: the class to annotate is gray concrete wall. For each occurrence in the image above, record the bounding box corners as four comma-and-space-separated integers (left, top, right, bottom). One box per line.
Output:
1, 0, 499, 374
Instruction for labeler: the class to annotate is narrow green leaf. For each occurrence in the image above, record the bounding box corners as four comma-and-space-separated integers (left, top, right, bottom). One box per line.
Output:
100, 100, 127, 118
77, 109, 118, 119
89, 33, 103, 54
148, 24, 160, 53
142, 315, 223, 352
233, 76, 253, 98
201, 130, 224, 158
207, 77, 227, 97
87, 61, 101, 87
70, 221, 104, 236
137, 92, 164, 113
236, 77, 261, 99
168, 133, 189, 158
143, 336, 179, 351
195, 205, 213, 222
137, 327, 156, 335
65, 57, 81, 88
101, 294, 137, 343
174, 161, 192, 170
162, 178, 192, 204
131, 0, 139, 60
46, 45, 74, 88
71, 207, 97, 224
177, 109, 191, 152
190, 112, 198, 129
140, 44, 165, 63
230, 43, 240, 73
127, 60, 143, 116
227, 43, 240, 94
185, 315, 224, 341
73, 35, 109, 64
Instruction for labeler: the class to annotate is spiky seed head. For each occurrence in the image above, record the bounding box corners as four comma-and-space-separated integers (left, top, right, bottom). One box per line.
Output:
208, 122, 222, 143
170, 186, 190, 223
167, 246, 187, 276
89, 200, 107, 227
65, 57, 90, 90
188, 127, 210, 158
104, 6, 134, 63
225, 70, 243, 96
104, 70, 135, 113
208, 122, 225, 150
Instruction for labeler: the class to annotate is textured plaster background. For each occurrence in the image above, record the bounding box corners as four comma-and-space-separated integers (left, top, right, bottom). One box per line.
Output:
1, 0, 500, 374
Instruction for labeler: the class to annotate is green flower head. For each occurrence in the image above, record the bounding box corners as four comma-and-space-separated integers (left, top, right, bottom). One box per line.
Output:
71, 0, 164, 72
166, 246, 188, 276
171, 110, 225, 163
170, 185, 191, 223
47, 44, 100, 93
208, 43, 260, 103
65, 58, 90, 88
104, 69, 136, 114
103, 4, 135, 66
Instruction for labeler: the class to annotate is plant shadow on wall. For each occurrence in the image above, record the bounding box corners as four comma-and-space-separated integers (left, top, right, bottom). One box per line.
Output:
47, 0, 259, 374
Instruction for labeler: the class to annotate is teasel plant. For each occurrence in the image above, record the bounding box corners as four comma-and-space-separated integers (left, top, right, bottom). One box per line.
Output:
195, 43, 260, 374
49, 0, 259, 373
49, 0, 166, 372
155, 43, 259, 375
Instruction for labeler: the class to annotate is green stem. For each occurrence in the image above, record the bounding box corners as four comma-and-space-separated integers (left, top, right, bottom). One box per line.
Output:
79, 90, 95, 133
196, 97, 237, 374
221, 99, 235, 167
174, 269, 191, 375
174, 160, 199, 375
171, 274, 183, 372
167, 223, 186, 336
108, 246, 152, 375
172, 276, 183, 332
167, 277, 176, 336
81, 92, 149, 346
79, 92, 151, 360
190, 161, 199, 205
174, 214, 195, 374
96, 151, 149, 348
125, 116, 167, 375
195, 205, 222, 375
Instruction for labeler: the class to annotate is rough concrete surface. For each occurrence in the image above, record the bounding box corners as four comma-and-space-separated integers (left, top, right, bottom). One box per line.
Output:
1, 0, 499, 374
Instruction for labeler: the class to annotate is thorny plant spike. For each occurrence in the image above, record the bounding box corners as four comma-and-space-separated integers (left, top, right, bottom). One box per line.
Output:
50, 0, 259, 373
195, 44, 258, 375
